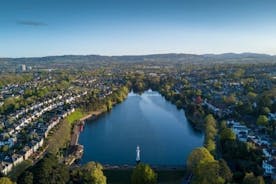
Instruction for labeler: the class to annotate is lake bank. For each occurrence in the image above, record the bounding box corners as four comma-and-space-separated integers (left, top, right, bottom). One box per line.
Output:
80, 109, 106, 121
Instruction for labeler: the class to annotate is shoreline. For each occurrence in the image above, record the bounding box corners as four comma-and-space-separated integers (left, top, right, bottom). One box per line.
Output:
66, 95, 128, 165
80, 109, 106, 122
103, 165, 185, 171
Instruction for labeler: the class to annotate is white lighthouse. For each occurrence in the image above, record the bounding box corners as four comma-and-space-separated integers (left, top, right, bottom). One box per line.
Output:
136, 145, 140, 164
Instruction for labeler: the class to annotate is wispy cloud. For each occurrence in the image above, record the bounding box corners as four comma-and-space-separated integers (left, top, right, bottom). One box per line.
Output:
16, 20, 47, 26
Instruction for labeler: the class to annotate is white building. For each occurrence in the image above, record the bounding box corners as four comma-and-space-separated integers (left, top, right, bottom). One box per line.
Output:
228, 121, 249, 142
0, 161, 13, 175
263, 159, 276, 176
12, 154, 24, 167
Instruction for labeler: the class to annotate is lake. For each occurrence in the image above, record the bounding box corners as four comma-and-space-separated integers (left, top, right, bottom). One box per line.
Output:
79, 90, 203, 166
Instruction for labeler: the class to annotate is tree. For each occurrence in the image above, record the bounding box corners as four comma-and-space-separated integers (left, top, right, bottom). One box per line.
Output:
193, 161, 224, 184
233, 69, 245, 78
261, 107, 270, 115
237, 101, 253, 114
259, 96, 272, 108
187, 147, 214, 172
247, 92, 257, 101
71, 162, 107, 184
224, 94, 237, 105
205, 114, 216, 128
106, 100, 113, 111
83, 162, 106, 184
205, 139, 216, 154
32, 153, 69, 184
175, 100, 182, 109
220, 128, 236, 142
219, 159, 232, 182
204, 115, 217, 154
256, 115, 269, 126
220, 121, 227, 130
0, 177, 13, 184
195, 89, 202, 96
18, 171, 33, 184
1, 145, 9, 152
242, 172, 264, 184
131, 163, 157, 184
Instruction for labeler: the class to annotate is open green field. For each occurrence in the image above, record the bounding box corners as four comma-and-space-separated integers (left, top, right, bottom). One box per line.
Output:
47, 120, 72, 154
66, 109, 84, 124
104, 169, 185, 184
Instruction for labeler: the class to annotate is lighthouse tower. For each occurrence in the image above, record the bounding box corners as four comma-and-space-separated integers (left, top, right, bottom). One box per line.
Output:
136, 145, 140, 164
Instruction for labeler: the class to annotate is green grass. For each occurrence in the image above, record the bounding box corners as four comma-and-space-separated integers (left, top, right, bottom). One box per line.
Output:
8, 160, 32, 181
66, 109, 84, 124
47, 109, 85, 154
104, 169, 185, 184
47, 120, 72, 154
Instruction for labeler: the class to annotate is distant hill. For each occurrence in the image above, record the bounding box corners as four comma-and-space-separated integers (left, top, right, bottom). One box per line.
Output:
203, 52, 273, 59
1, 52, 275, 61
1, 52, 275, 63
0, 53, 275, 72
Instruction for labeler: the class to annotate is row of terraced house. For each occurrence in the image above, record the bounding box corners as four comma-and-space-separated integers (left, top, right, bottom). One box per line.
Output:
0, 91, 87, 175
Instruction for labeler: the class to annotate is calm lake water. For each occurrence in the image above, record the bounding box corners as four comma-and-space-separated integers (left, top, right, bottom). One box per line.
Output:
79, 90, 203, 166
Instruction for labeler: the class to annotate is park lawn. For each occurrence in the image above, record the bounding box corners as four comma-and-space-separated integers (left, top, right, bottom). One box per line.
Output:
104, 169, 185, 184
47, 109, 85, 154
66, 109, 84, 124
47, 120, 72, 154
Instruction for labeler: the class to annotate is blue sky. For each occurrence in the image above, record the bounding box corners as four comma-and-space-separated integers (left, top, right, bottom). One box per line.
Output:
1, 0, 276, 57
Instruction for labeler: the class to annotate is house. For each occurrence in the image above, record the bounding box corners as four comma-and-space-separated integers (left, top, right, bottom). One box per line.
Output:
0, 161, 13, 175
228, 121, 249, 142
22, 146, 33, 160
11, 153, 24, 167
37, 138, 44, 148
0, 138, 14, 148
263, 149, 272, 158
263, 159, 276, 176
31, 140, 41, 152
232, 124, 248, 135
268, 113, 276, 121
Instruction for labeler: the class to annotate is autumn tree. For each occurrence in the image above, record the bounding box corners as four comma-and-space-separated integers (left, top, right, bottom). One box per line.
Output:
242, 172, 264, 184
193, 160, 225, 184
187, 147, 214, 172
31, 153, 69, 184
0, 177, 13, 184
204, 114, 217, 154
131, 163, 157, 184
218, 159, 232, 183
256, 115, 269, 126
70, 162, 106, 184
18, 171, 33, 184
220, 128, 236, 142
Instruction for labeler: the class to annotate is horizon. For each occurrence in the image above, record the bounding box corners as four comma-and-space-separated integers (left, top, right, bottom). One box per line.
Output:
1, 0, 276, 57
1, 51, 276, 59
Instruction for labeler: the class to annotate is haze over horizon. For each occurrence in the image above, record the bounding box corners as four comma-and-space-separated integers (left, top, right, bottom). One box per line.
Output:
1, 0, 276, 57
1, 52, 276, 59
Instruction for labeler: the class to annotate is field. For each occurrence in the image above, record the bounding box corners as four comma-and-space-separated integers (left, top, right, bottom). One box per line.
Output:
66, 109, 84, 124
